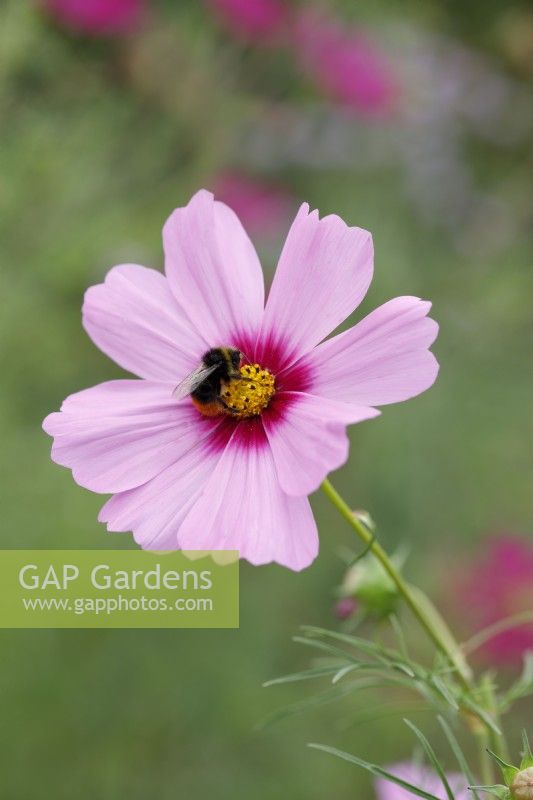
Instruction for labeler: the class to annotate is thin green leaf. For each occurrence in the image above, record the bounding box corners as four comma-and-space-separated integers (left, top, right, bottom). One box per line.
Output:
389, 614, 410, 661
521, 729, 533, 766
391, 662, 417, 678
345, 526, 377, 566
341, 703, 429, 731
263, 664, 347, 687
257, 676, 390, 730
332, 664, 360, 684
504, 651, 533, 705
300, 625, 402, 663
308, 743, 442, 800
292, 635, 363, 664
403, 719, 454, 800
438, 715, 480, 800
430, 675, 460, 711
300, 625, 403, 661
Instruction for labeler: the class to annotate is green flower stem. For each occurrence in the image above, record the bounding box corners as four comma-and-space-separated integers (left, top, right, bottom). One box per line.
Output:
480, 674, 510, 762
476, 728, 495, 786
321, 479, 472, 690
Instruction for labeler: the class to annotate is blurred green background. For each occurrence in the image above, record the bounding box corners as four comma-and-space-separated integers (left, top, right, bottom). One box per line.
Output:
1, 1, 532, 797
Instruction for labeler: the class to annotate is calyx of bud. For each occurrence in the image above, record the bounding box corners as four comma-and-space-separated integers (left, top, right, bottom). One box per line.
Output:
482, 735, 533, 800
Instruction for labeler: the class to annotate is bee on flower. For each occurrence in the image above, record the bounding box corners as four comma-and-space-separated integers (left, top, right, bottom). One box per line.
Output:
43, 190, 438, 570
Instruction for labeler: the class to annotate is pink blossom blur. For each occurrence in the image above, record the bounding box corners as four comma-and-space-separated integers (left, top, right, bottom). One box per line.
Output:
460, 535, 533, 666
375, 763, 470, 800
206, 0, 287, 45
212, 173, 293, 238
293, 11, 398, 117
42, 0, 143, 36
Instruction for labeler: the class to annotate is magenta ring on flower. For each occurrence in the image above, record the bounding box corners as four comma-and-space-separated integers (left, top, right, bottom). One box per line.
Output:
43, 190, 439, 570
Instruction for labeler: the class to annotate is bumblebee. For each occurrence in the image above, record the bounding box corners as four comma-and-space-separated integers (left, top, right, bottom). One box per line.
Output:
174, 347, 242, 417
174, 347, 276, 419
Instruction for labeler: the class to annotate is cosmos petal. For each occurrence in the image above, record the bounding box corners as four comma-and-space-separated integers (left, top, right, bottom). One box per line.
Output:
304, 296, 439, 406
258, 203, 373, 368
163, 189, 265, 347
263, 393, 380, 495
82, 263, 204, 381
177, 424, 319, 571
43, 380, 214, 494
99, 433, 224, 550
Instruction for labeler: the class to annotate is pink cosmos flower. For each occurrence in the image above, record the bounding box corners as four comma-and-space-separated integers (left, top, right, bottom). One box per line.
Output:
459, 535, 533, 666
212, 173, 293, 238
43, 190, 438, 571
206, 0, 288, 45
41, 0, 143, 37
375, 763, 470, 800
293, 11, 398, 117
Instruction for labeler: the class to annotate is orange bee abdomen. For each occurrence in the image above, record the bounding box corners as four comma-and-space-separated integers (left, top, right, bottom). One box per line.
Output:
191, 397, 223, 417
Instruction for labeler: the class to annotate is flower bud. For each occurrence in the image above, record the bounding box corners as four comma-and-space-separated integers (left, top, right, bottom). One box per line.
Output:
512, 768, 533, 800
488, 737, 533, 800
337, 551, 401, 620
333, 597, 358, 620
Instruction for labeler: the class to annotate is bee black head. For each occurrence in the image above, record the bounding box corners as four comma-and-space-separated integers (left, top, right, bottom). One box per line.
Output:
202, 349, 225, 367
202, 347, 242, 369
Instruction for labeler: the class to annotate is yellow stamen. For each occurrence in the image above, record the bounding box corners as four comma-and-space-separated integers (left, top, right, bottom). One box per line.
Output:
221, 364, 275, 418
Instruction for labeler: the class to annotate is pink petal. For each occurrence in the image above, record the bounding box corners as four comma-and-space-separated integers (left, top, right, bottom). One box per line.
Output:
264, 393, 380, 495
83, 263, 205, 381
163, 189, 265, 347
258, 203, 373, 368
43, 380, 213, 494
177, 426, 319, 570
376, 764, 469, 800
304, 296, 439, 406
99, 435, 221, 550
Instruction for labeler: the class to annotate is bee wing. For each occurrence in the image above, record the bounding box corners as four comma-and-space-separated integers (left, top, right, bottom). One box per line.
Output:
172, 363, 219, 400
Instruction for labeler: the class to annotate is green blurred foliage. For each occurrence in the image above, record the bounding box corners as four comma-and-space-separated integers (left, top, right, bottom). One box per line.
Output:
0, 1, 531, 798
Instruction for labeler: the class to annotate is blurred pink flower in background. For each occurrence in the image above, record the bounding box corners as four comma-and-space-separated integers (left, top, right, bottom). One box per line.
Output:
293, 11, 398, 117
459, 536, 533, 666
41, 0, 143, 36
206, 0, 288, 45
375, 763, 470, 800
212, 173, 293, 238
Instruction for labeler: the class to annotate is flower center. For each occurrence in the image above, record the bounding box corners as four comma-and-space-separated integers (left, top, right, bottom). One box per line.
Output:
222, 363, 275, 418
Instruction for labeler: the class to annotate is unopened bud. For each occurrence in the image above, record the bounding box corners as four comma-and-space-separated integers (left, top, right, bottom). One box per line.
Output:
338, 552, 400, 620
333, 597, 358, 620
489, 737, 533, 800
512, 768, 533, 800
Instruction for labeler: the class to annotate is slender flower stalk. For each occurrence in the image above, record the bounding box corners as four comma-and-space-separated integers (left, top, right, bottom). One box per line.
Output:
321, 478, 472, 688
321, 478, 520, 784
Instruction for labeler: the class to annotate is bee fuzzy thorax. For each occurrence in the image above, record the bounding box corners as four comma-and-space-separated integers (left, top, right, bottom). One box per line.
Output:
222, 363, 275, 418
